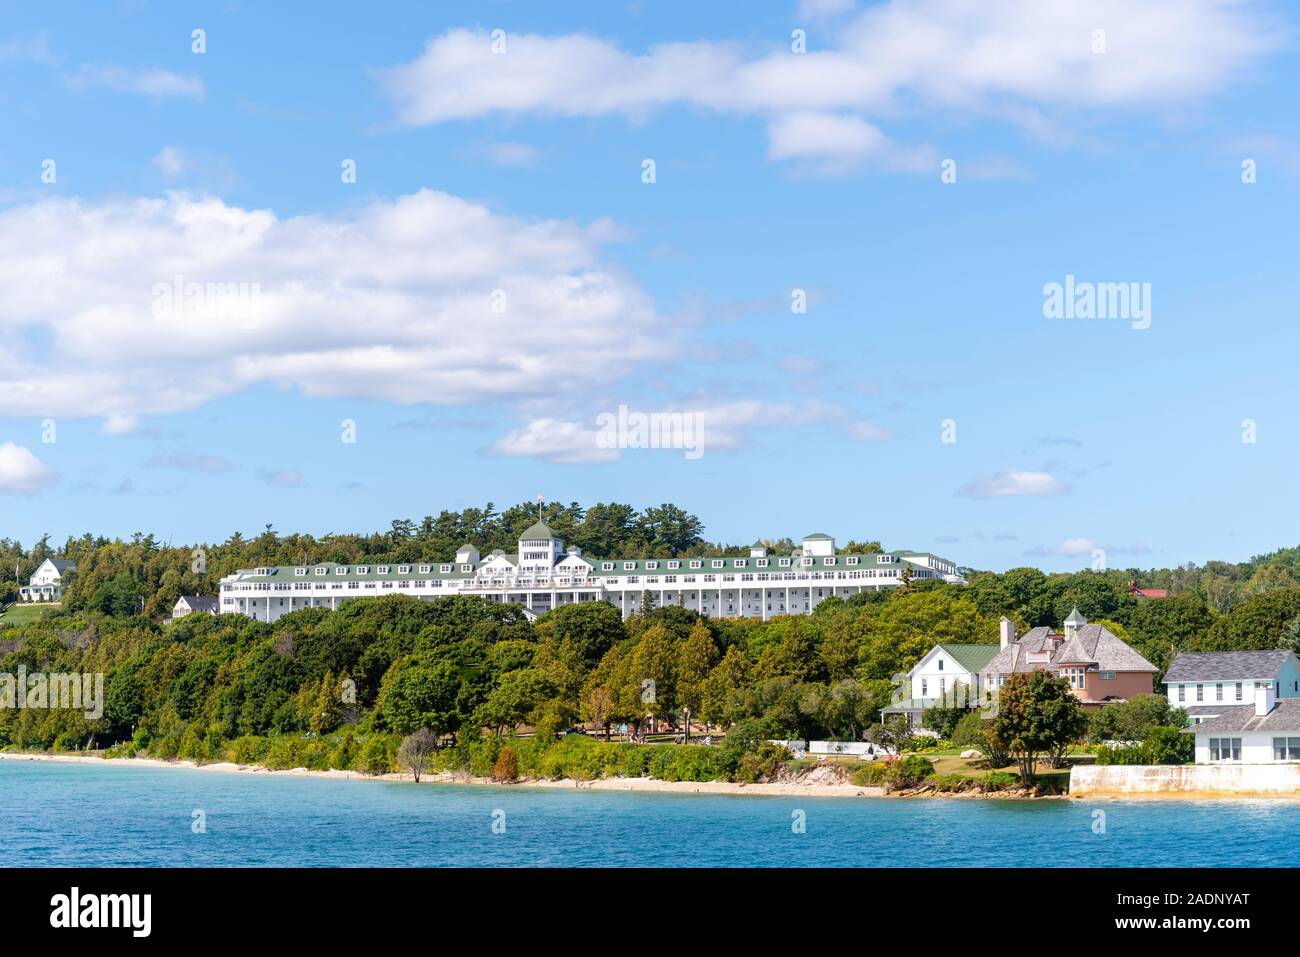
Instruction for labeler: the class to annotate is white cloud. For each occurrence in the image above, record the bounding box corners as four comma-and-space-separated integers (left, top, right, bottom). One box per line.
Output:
1025, 537, 1154, 557
99, 414, 140, 436
258, 467, 303, 487
0, 31, 57, 65
66, 64, 205, 99
490, 399, 871, 463
960, 469, 1069, 497
0, 443, 55, 494
379, 3, 1281, 165
151, 147, 191, 178
766, 112, 936, 172
489, 418, 620, 465
0, 189, 671, 419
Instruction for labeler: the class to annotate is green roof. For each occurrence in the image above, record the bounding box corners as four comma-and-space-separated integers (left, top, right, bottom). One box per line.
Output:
936, 643, 1000, 672
519, 520, 558, 541
804, 532, 832, 540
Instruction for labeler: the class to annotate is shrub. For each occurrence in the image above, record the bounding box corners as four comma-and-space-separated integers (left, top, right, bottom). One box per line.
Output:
231, 735, 269, 765
732, 741, 792, 784
492, 746, 519, 782
329, 732, 358, 770
1143, 725, 1194, 765
981, 771, 1019, 792
886, 754, 936, 789
910, 736, 940, 752
851, 763, 888, 786
930, 773, 981, 793
357, 734, 395, 776
950, 713, 987, 748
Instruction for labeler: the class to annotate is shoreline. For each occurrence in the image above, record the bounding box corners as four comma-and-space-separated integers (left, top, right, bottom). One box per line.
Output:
13, 751, 1289, 801
0, 750, 882, 799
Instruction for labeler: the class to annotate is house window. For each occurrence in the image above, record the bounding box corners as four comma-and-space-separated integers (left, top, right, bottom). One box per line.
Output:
419, 565, 431, 574
921, 678, 927, 697
1236, 682, 1243, 702
712, 560, 724, 568
847, 557, 859, 565
1273, 738, 1300, 760
1209, 738, 1241, 761
1196, 683, 1204, 702
602, 563, 614, 571
937, 659, 944, 671
315, 568, 326, 576
1216, 683, 1223, 702
1178, 685, 1185, 702
646, 562, 658, 570
1099, 671, 1115, 680
357, 566, 368, 574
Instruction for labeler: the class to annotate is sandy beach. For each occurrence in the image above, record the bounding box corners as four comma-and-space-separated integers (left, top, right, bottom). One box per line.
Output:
0, 750, 884, 798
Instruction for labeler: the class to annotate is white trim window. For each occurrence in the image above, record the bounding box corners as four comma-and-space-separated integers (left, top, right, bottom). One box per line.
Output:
1209, 737, 1241, 761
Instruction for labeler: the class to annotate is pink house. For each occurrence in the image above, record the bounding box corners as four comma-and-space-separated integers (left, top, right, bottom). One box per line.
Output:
981, 609, 1157, 709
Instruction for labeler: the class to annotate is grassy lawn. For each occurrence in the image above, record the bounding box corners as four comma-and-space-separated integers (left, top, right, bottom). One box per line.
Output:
0, 603, 57, 627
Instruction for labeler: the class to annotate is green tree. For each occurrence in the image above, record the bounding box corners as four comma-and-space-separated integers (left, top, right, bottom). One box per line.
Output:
991, 672, 1086, 781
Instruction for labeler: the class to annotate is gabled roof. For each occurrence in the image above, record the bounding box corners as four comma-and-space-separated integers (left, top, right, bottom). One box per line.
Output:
519, 520, 558, 541
981, 624, 1155, 675
1163, 650, 1296, 683
934, 643, 1000, 673
177, 595, 219, 613
1188, 699, 1300, 735
44, 559, 76, 572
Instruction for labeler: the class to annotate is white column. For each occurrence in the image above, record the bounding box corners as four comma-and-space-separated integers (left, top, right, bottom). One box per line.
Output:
762, 587, 768, 621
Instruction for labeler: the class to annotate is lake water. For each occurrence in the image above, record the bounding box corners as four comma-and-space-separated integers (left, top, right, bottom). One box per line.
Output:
2, 760, 1294, 867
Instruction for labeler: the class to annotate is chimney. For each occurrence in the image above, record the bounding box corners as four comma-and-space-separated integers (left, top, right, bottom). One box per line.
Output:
1255, 682, 1277, 717
999, 616, 1016, 650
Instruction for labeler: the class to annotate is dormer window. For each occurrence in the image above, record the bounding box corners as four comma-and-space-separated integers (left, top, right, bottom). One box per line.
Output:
295, 567, 306, 576
735, 559, 747, 568
690, 560, 702, 569
337, 567, 349, 575
757, 559, 768, 568
825, 557, 836, 565
847, 557, 859, 566
646, 561, 658, 570
397, 565, 410, 574
377, 565, 389, 574
624, 562, 636, 570
711, 560, 724, 568
356, 566, 369, 574
440, 565, 452, 573
779, 558, 791, 567
419, 565, 430, 574
460, 564, 472, 572
602, 562, 614, 571
315, 567, 327, 576
668, 560, 680, 570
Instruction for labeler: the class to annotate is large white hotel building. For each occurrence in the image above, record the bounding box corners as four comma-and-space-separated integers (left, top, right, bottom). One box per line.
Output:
219, 521, 966, 624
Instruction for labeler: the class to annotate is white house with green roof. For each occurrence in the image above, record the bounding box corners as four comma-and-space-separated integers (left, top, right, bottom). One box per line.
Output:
219, 521, 965, 623
881, 642, 1000, 731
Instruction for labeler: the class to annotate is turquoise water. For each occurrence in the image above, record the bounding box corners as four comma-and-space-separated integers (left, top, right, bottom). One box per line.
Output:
2, 760, 1295, 867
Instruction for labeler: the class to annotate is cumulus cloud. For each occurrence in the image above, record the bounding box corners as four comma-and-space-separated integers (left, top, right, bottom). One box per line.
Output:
959, 469, 1069, 497
378, 2, 1281, 165
0, 443, 55, 493
489, 399, 880, 463
0, 189, 670, 419
66, 64, 205, 99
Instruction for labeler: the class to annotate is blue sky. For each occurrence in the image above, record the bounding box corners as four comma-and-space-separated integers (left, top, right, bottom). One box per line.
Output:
1, 0, 1298, 572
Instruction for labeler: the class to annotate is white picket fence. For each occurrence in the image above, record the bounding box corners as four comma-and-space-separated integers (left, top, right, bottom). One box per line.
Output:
769, 739, 882, 758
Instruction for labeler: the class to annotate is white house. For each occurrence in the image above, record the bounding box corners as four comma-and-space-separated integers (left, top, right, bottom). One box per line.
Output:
1189, 683, 1300, 763
880, 638, 1001, 731
172, 595, 219, 620
219, 519, 966, 624
1163, 650, 1300, 725
18, 559, 76, 603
